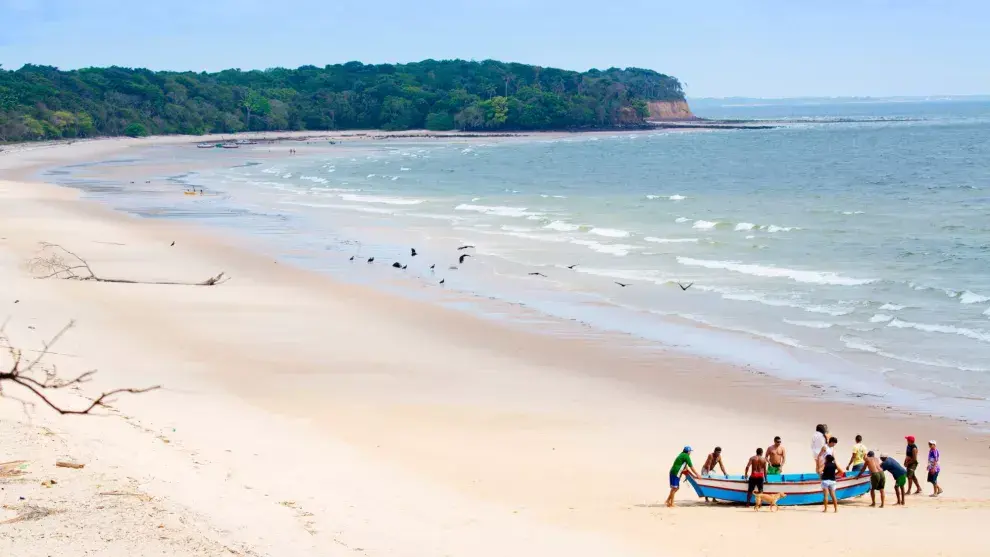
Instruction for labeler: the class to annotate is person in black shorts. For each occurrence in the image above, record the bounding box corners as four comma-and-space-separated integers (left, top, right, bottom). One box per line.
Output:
744, 447, 768, 507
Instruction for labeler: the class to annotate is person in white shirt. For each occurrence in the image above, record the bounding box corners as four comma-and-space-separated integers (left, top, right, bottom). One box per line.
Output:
811, 424, 828, 470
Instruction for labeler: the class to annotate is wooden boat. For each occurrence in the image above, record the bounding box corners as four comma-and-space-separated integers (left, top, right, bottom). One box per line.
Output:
221, 143, 239, 149
196, 143, 214, 148
686, 472, 870, 506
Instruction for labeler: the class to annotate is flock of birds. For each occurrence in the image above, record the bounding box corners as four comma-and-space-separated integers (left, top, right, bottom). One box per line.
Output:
348, 244, 695, 291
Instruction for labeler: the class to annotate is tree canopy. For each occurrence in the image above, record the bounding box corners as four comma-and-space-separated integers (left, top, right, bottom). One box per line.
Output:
0, 60, 684, 141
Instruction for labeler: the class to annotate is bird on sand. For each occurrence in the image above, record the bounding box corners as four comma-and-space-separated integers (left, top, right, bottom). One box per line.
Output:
439, 278, 445, 285
170, 241, 175, 247
13, 300, 18, 304
392, 262, 402, 268
459, 254, 471, 264
411, 248, 418, 257
457, 245, 474, 250
615, 282, 630, 287
367, 257, 375, 263
529, 272, 547, 277
677, 282, 694, 291
567, 264, 578, 269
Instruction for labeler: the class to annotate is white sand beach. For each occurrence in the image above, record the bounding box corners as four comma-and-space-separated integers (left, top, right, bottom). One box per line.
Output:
2, 135, 989, 557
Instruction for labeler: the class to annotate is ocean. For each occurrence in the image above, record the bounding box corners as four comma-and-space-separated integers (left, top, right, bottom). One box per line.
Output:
49, 100, 990, 425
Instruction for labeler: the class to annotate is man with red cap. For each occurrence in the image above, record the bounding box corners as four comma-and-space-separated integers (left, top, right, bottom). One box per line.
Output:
904, 435, 922, 495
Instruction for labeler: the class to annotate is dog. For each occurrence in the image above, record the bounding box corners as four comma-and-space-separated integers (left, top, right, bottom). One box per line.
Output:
753, 492, 787, 511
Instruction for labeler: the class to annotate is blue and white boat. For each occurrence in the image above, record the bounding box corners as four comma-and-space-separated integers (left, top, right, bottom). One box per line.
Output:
686, 472, 871, 506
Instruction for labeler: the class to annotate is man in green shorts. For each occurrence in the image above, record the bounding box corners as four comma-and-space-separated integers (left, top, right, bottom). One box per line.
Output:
880, 454, 907, 506
766, 436, 786, 475
904, 435, 922, 494
665, 446, 700, 508
857, 450, 886, 507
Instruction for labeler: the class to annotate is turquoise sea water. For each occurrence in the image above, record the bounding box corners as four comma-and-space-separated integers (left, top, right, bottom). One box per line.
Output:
51, 100, 990, 424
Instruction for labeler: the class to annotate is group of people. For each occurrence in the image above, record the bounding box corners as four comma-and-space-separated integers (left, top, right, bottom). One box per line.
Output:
665, 424, 943, 511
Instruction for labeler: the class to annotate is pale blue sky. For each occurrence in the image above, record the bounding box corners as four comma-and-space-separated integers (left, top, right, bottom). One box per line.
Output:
1, 0, 987, 98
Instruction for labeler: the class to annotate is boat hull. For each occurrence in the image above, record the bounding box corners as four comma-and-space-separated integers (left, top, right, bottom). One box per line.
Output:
686, 472, 871, 506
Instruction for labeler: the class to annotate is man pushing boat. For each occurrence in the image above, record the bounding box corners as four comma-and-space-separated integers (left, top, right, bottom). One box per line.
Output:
665, 446, 700, 508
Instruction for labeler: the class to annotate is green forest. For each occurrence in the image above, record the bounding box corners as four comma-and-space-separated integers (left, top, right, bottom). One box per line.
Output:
0, 59, 684, 141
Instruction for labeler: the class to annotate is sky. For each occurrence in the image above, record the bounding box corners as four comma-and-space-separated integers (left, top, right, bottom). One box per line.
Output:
1, 0, 988, 98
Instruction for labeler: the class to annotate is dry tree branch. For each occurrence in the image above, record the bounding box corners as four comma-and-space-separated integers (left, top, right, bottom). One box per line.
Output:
0, 320, 159, 415
29, 242, 229, 286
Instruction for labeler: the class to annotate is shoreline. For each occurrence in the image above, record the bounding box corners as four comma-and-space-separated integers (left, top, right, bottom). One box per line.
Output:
3, 136, 990, 556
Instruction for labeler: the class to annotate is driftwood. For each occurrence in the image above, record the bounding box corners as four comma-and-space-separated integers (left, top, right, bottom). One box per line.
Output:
29, 242, 228, 286
0, 320, 159, 415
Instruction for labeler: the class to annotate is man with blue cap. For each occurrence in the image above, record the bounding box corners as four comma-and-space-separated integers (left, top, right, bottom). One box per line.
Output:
665, 446, 700, 507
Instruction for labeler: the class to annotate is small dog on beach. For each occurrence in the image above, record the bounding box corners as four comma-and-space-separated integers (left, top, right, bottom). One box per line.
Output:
753, 492, 786, 511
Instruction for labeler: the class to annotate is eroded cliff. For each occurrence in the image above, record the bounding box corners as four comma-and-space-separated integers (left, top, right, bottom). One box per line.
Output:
647, 100, 696, 121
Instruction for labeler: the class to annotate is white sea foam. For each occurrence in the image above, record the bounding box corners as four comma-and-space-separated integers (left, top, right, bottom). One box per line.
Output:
669, 194, 687, 201
391, 176, 399, 181
745, 235, 756, 239
454, 204, 543, 218
282, 173, 293, 179
544, 220, 581, 232
959, 291, 990, 304
869, 314, 894, 323
644, 237, 699, 244
765, 225, 798, 233
500, 225, 532, 232
366, 174, 376, 178
677, 257, 876, 286
841, 337, 989, 372
570, 239, 638, 256
692, 285, 855, 316
400, 167, 411, 171
735, 222, 756, 231
692, 220, 719, 230
879, 303, 906, 311
887, 319, 990, 343
279, 201, 394, 215
589, 227, 630, 238
783, 319, 835, 329
842, 211, 865, 215
339, 194, 424, 205
299, 175, 329, 184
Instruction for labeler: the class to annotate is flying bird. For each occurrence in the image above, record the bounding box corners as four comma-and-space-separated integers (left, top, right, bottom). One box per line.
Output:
439, 278, 445, 285
529, 272, 547, 277
411, 248, 418, 257
367, 257, 375, 263
170, 241, 175, 247
677, 282, 694, 291
567, 264, 578, 269
402, 265, 408, 269
457, 245, 475, 250
392, 262, 402, 268
459, 254, 471, 264
13, 300, 18, 304
350, 256, 355, 261
615, 282, 630, 287
429, 264, 435, 270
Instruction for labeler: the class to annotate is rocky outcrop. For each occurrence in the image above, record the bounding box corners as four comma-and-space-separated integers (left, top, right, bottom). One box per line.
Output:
647, 100, 696, 121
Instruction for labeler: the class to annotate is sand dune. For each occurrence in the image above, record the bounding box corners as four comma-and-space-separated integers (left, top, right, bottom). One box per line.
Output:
1, 137, 989, 556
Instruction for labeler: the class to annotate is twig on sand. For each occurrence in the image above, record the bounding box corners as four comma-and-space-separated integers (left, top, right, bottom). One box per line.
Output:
0, 320, 159, 415
29, 242, 228, 286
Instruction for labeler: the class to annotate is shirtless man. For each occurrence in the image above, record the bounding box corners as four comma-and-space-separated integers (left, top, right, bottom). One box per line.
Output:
766, 436, 786, 475
744, 447, 768, 507
701, 446, 728, 503
857, 450, 886, 508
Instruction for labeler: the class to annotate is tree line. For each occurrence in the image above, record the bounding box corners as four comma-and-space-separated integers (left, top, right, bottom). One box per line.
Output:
0, 59, 684, 141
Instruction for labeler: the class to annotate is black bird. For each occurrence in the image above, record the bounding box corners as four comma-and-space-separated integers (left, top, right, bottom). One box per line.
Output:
615, 282, 630, 287
429, 264, 435, 270
439, 278, 445, 285
350, 256, 355, 261
677, 282, 694, 291
392, 262, 402, 268
170, 241, 175, 247
529, 272, 547, 277
567, 264, 578, 269
367, 257, 375, 263
457, 245, 475, 251
459, 254, 471, 264
411, 248, 418, 257
13, 300, 19, 304
402, 265, 408, 269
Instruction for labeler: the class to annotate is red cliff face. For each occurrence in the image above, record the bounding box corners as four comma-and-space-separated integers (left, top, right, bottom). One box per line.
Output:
647, 100, 696, 121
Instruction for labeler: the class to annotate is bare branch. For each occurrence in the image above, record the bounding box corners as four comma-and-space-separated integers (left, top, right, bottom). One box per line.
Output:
29, 242, 229, 286
1, 318, 159, 415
